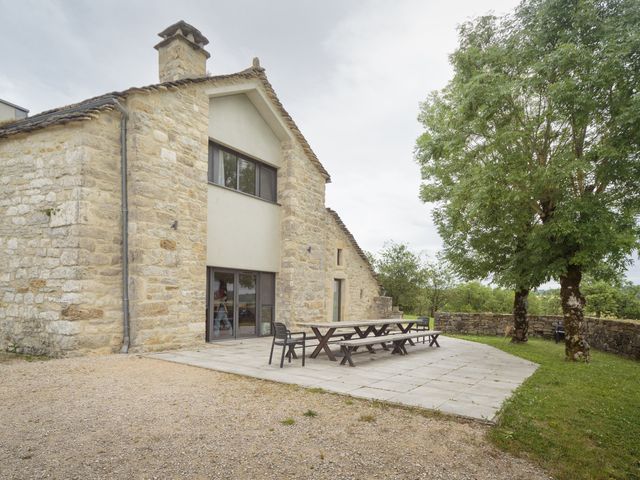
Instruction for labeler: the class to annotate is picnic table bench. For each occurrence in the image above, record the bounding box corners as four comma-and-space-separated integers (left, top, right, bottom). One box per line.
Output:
338, 331, 442, 367
298, 319, 421, 361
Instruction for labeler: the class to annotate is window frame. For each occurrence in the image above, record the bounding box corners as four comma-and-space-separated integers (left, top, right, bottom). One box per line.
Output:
208, 141, 277, 203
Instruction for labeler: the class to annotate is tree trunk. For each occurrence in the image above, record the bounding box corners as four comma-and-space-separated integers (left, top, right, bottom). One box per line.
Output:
511, 287, 529, 343
559, 264, 590, 362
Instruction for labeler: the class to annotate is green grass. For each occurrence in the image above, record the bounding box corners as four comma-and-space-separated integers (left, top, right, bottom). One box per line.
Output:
455, 335, 640, 480
303, 409, 318, 418
280, 418, 296, 426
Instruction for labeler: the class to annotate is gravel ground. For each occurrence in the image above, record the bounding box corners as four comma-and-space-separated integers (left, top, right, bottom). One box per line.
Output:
0, 355, 551, 480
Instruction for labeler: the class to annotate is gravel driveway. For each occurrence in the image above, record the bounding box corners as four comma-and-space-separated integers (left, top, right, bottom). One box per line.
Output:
0, 355, 550, 480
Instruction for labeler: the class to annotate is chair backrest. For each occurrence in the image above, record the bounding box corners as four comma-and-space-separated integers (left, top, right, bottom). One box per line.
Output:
273, 322, 289, 340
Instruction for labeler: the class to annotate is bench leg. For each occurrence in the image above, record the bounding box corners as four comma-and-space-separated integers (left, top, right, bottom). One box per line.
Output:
397, 321, 417, 346
340, 346, 355, 367
354, 326, 377, 353
429, 334, 440, 347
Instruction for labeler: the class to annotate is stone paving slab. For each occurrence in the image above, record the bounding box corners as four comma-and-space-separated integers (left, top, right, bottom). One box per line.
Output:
148, 335, 538, 422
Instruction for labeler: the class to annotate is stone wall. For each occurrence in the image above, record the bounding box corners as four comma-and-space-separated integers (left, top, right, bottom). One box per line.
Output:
0, 115, 123, 355
0, 73, 393, 355
435, 312, 640, 360
323, 210, 388, 321
276, 139, 329, 326
125, 85, 209, 352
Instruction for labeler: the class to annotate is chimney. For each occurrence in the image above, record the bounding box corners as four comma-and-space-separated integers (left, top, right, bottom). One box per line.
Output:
154, 21, 210, 83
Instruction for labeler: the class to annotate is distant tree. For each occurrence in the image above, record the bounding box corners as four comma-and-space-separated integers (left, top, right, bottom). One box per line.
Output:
375, 242, 424, 313
417, 0, 640, 361
582, 280, 619, 318
421, 254, 455, 317
616, 283, 640, 320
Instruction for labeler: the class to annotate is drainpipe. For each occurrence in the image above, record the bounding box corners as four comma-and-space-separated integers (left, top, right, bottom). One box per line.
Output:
113, 100, 130, 354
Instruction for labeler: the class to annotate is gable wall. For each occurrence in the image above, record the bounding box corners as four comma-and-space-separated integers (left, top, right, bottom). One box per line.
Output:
323, 212, 382, 322
208, 93, 281, 167
0, 75, 391, 355
207, 92, 282, 272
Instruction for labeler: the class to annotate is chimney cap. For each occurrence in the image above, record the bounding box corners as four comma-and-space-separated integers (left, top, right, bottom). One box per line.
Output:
157, 20, 209, 47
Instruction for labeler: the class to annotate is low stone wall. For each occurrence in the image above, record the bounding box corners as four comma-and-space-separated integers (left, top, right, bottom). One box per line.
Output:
435, 312, 640, 361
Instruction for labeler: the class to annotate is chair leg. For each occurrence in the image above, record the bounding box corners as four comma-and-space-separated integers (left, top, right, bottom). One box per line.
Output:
269, 337, 275, 365
280, 344, 286, 368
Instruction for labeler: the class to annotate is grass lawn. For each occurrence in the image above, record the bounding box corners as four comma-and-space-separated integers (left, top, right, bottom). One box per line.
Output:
455, 335, 640, 480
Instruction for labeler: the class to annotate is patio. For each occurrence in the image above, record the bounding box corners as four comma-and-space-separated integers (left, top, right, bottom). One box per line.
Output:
149, 336, 538, 422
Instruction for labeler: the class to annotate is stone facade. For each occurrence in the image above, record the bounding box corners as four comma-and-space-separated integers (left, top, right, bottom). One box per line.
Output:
0, 47, 393, 356
124, 85, 210, 352
323, 210, 384, 322
435, 312, 640, 360
0, 114, 124, 355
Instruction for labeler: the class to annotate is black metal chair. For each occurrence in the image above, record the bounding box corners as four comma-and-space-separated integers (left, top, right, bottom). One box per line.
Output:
554, 322, 565, 343
412, 316, 430, 344
269, 322, 306, 368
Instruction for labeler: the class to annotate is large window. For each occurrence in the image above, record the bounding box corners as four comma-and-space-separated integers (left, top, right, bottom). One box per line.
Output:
209, 142, 277, 202
206, 267, 276, 341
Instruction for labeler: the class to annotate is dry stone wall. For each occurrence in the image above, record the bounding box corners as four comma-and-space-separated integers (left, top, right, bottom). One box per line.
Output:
435, 312, 640, 360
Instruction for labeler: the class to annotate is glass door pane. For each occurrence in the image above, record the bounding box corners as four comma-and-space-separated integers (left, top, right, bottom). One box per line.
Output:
333, 279, 342, 322
237, 273, 257, 337
259, 273, 275, 336
211, 271, 234, 339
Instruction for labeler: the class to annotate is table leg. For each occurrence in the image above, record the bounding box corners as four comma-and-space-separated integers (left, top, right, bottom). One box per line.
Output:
373, 324, 391, 350
309, 327, 337, 361
354, 326, 377, 354
429, 334, 440, 347
397, 321, 416, 346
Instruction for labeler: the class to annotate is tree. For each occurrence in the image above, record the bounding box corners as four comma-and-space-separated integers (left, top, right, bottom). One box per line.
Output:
374, 242, 424, 313
421, 254, 455, 317
416, 15, 549, 343
417, 0, 640, 361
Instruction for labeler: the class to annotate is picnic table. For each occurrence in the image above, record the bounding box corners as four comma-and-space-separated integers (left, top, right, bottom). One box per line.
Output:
297, 319, 419, 361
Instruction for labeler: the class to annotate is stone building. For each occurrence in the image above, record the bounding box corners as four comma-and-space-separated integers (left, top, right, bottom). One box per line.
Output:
0, 21, 392, 356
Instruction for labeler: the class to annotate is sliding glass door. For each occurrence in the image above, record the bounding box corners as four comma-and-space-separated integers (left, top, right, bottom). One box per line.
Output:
206, 267, 275, 341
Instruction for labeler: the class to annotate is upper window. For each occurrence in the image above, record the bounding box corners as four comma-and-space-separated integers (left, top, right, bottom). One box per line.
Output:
209, 142, 277, 202
337, 248, 343, 266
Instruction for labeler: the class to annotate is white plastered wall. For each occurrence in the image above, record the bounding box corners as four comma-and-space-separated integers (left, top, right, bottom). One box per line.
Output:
206, 91, 285, 272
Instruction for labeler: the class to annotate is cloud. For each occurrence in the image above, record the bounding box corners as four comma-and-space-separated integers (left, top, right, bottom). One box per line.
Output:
1, 0, 636, 283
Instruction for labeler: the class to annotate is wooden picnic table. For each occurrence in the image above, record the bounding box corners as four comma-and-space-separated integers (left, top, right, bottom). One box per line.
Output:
297, 319, 418, 361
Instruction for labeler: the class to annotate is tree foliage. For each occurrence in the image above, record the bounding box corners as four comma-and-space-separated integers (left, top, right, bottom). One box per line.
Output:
373, 242, 424, 312
416, 0, 640, 360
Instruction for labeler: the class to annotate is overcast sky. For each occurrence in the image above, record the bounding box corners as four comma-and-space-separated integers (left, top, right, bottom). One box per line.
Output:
1, 0, 638, 284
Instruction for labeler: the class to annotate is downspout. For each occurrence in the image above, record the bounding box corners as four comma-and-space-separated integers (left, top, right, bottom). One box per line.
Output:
113, 100, 130, 354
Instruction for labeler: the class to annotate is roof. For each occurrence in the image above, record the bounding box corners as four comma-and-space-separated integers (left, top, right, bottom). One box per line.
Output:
0, 98, 29, 113
326, 207, 379, 281
0, 66, 331, 181
158, 20, 209, 46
